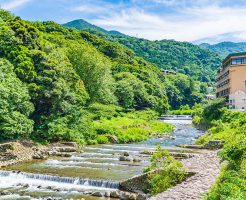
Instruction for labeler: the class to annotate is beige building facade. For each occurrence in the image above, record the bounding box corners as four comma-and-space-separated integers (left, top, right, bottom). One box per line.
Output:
216, 52, 246, 110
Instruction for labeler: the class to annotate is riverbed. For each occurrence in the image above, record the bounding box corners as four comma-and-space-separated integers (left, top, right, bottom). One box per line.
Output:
0, 120, 204, 200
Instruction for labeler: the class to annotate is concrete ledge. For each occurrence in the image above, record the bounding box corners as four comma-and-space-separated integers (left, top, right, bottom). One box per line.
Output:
120, 169, 195, 193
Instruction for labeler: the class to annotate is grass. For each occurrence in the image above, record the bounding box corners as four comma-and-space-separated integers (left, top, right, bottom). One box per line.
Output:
93, 110, 174, 144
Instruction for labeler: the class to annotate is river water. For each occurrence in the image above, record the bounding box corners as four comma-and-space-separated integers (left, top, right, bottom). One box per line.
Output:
0, 120, 203, 200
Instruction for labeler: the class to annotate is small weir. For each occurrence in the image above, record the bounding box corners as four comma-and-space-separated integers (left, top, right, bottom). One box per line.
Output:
0, 170, 120, 189
1, 117, 204, 199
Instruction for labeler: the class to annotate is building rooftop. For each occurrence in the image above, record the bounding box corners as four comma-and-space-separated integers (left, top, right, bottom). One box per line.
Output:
222, 52, 246, 64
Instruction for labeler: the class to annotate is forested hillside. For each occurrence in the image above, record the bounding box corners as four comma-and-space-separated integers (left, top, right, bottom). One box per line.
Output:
0, 10, 207, 143
200, 41, 246, 57
64, 19, 222, 82
64, 19, 125, 36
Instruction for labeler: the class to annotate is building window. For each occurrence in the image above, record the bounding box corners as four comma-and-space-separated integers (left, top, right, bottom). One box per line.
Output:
231, 58, 237, 65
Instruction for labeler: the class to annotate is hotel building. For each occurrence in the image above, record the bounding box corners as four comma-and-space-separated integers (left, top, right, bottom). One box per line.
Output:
216, 52, 246, 110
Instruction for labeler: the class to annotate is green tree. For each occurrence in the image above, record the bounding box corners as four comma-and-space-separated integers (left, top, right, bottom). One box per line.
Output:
0, 59, 34, 140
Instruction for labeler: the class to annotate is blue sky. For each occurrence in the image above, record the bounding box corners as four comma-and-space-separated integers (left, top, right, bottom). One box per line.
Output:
1, 0, 246, 43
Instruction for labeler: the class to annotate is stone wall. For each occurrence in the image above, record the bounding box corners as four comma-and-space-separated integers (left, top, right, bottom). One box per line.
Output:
120, 169, 161, 193
120, 169, 195, 194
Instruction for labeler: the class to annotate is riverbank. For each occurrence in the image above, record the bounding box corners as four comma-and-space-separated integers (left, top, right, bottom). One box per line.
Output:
0, 141, 45, 168
0, 140, 80, 168
0, 122, 204, 200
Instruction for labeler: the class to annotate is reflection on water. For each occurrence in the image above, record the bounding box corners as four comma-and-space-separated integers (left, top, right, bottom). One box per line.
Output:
1, 120, 204, 199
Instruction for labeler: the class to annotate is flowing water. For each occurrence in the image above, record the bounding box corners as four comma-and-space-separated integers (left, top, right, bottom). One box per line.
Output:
0, 119, 204, 200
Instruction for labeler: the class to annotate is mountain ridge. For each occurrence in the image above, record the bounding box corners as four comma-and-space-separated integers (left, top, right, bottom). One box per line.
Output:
199, 41, 246, 57
63, 19, 222, 82
63, 19, 125, 36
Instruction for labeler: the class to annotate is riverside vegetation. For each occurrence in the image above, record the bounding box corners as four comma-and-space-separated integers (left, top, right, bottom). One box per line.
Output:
0, 9, 209, 143
193, 99, 246, 199
0, 9, 176, 144
143, 145, 187, 195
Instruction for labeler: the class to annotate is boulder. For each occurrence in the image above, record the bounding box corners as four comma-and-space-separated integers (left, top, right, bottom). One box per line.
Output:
22, 184, 29, 188
110, 191, 120, 198
53, 147, 76, 152
60, 142, 77, 147
33, 154, 47, 159
133, 158, 141, 162
92, 191, 103, 197
107, 135, 118, 143
123, 152, 130, 157
120, 192, 137, 200
204, 140, 225, 149
119, 156, 131, 162
105, 191, 111, 197
136, 193, 147, 200
1, 190, 11, 195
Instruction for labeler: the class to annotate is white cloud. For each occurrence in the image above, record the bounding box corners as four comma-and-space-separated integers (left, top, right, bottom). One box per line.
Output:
0, 0, 31, 10
90, 4, 246, 43
71, 4, 107, 14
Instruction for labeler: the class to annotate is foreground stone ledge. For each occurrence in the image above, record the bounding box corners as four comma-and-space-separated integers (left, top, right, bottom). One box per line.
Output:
148, 151, 221, 200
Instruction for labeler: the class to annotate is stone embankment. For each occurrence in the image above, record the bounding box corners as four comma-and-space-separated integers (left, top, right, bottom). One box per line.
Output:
149, 150, 221, 200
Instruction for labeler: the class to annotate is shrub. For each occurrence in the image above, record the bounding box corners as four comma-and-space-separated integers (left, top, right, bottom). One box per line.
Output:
87, 139, 98, 145
96, 135, 109, 144
88, 103, 122, 120
93, 111, 173, 144
144, 145, 187, 195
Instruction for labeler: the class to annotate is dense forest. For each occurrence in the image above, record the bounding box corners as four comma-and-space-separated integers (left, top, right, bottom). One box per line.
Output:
0, 10, 207, 143
64, 19, 222, 82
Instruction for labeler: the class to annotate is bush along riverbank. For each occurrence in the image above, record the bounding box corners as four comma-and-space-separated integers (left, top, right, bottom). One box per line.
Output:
46, 108, 174, 145
0, 109, 174, 168
143, 145, 188, 195
193, 98, 246, 199
92, 110, 174, 145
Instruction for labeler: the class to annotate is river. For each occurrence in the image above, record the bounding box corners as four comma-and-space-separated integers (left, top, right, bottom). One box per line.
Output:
0, 119, 204, 200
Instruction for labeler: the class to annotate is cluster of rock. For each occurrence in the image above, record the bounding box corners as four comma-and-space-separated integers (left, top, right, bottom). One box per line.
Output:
177, 140, 225, 150
32, 146, 78, 159
0, 141, 42, 168
91, 190, 147, 200
149, 133, 175, 140
0, 141, 80, 167
119, 152, 141, 162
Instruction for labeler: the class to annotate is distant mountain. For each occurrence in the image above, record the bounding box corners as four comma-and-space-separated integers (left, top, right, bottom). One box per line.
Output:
63, 19, 125, 36
200, 42, 246, 57
193, 31, 246, 45
64, 19, 222, 82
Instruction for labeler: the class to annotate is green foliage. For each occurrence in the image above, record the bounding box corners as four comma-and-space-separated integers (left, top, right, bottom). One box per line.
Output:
144, 145, 187, 194
63, 19, 222, 82
169, 110, 194, 115
0, 59, 34, 140
165, 74, 206, 109
0, 9, 203, 143
93, 110, 173, 144
202, 98, 226, 122
67, 41, 117, 104
44, 109, 96, 142
88, 103, 122, 120
193, 104, 246, 200
96, 135, 109, 144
